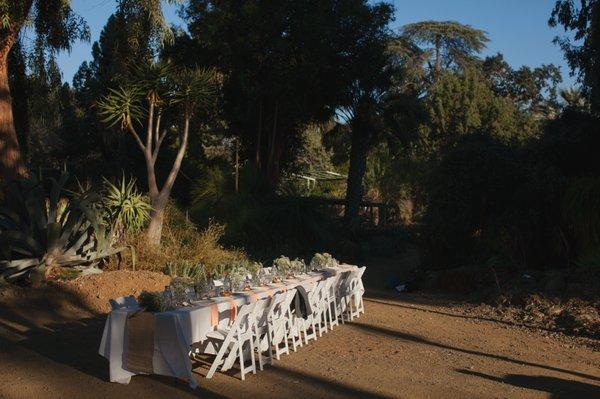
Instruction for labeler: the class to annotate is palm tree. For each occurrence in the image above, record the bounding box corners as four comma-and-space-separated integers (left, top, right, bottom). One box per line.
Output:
559, 87, 589, 110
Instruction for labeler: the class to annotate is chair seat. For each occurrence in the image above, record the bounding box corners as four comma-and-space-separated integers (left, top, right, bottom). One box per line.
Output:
206, 329, 229, 340
207, 328, 254, 342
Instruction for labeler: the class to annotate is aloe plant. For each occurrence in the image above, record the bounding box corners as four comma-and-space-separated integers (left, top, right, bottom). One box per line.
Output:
0, 174, 126, 283
102, 175, 152, 239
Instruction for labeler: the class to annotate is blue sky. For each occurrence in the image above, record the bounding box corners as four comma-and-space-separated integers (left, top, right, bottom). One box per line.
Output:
56, 0, 576, 86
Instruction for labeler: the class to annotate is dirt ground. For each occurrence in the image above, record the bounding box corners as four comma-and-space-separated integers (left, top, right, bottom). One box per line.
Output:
0, 260, 599, 399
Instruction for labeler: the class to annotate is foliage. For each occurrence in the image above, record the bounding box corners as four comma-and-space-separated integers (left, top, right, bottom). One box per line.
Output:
309, 252, 339, 270
184, 0, 395, 186
563, 177, 600, 254
102, 176, 151, 237
272, 255, 305, 275
0, 1, 90, 51
189, 163, 342, 259
400, 20, 488, 75
138, 290, 166, 312
421, 134, 561, 269
0, 174, 124, 283
422, 105, 600, 271
482, 53, 562, 117
425, 68, 535, 147
165, 260, 205, 282
550, 0, 600, 113
121, 202, 244, 273
559, 87, 589, 110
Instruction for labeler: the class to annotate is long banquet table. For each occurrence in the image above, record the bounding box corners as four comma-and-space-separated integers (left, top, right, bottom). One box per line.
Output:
99, 264, 362, 388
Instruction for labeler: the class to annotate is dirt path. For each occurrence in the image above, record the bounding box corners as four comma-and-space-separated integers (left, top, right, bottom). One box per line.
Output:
0, 256, 599, 399
0, 292, 598, 398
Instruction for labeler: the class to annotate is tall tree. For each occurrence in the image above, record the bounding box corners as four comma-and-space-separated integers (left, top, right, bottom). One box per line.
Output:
550, 0, 600, 114
98, 64, 219, 245
337, 2, 395, 222
70, 0, 178, 173
185, 0, 393, 187
0, 1, 88, 182
425, 68, 531, 146
400, 21, 488, 78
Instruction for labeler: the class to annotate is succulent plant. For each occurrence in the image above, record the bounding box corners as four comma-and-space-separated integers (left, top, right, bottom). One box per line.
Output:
0, 174, 127, 284
273, 255, 305, 275
309, 252, 339, 270
138, 291, 166, 312
166, 260, 205, 282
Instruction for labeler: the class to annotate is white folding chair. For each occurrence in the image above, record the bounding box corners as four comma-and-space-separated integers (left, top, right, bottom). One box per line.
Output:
250, 297, 272, 371
298, 280, 327, 344
324, 274, 341, 329
340, 267, 366, 322
283, 288, 305, 352
266, 290, 295, 360
356, 267, 366, 315
205, 301, 257, 380
312, 280, 329, 337
337, 270, 354, 324
109, 295, 139, 311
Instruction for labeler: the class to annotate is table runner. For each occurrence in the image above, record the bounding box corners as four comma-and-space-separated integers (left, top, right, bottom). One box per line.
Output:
124, 311, 155, 374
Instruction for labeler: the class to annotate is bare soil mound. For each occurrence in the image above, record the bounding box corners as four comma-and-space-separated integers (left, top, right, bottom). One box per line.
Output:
56, 270, 172, 313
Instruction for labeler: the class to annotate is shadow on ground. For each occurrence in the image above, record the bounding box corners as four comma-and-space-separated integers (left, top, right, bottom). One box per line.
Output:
457, 369, 600, 399
346, 319, 600, 385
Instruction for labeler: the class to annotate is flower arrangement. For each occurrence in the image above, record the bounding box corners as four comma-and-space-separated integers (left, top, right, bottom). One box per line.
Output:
310, 252, 339, 270
273, 255, 305, 277
228, 260, 250, 290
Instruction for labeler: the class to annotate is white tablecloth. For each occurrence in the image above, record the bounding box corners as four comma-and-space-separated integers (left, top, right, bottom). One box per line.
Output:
99, 265, 360, 387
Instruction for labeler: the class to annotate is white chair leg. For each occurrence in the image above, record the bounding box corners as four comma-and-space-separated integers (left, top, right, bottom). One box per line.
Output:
239, 341, 245, 381
206, 339, 227, 379
249, 335, 257, 375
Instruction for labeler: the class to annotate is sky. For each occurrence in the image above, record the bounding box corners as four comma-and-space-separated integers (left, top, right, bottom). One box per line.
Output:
56, 0, 576, 87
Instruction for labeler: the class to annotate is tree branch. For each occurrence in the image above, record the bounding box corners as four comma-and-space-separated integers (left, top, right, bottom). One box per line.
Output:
152, 128, 168, 164
153, 111, 162, 149
160, 112, 190, 197
145, 99, 155, 155
125, 117, 146, 153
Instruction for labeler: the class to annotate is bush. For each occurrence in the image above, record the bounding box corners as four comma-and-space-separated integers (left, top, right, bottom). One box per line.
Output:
421, 133, 565, 270
189, 164, 343, 260
422, 111, 600, 271
110, 202, 245, 274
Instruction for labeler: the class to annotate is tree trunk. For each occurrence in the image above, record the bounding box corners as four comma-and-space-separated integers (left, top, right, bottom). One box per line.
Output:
8, 41, 29, 163
344, 116, 371, 223
0, 44, 27, 183
147, 193, 168, 246
145, 114, 190, 246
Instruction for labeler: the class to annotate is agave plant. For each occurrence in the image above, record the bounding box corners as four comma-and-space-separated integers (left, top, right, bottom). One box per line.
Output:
0, 174, 126, 283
